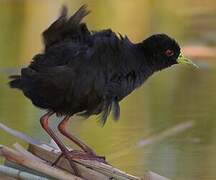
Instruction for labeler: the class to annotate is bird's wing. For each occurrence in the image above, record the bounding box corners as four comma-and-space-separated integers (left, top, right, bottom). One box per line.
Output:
42, 5, 90, 49
19, 66, 76, 110
74, 34, 135, 125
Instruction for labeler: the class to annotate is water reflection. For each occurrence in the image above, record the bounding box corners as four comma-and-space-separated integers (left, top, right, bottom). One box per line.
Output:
0, 1, 216, 179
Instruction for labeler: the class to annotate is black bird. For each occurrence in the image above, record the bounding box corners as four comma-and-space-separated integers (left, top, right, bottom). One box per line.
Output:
9, 5, 197, 171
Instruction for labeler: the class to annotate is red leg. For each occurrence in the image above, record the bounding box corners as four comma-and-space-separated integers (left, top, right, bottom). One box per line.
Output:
57, 116, 106, 163
58, 116, 96, 155
40, 112, 79, 176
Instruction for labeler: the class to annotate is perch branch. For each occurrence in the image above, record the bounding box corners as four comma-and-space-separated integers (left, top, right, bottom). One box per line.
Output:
0, 145, 83, 180
0, 165, 49, 180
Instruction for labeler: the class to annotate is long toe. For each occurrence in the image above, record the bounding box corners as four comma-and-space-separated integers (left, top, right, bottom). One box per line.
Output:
67, 150, 108, 164
51, 150, 81, 176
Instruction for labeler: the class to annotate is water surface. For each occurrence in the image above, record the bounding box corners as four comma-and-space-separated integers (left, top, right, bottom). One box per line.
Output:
0, 1, 216, 180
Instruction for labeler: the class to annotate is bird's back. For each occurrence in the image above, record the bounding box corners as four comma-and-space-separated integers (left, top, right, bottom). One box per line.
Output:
9, 5, 147, 125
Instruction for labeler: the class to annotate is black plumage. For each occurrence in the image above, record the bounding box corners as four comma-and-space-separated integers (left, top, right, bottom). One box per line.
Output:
9, 5, 196, 172
9, 5, 181, 125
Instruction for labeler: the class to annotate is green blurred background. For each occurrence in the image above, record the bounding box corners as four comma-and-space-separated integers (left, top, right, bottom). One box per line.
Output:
0, 0, 216, 179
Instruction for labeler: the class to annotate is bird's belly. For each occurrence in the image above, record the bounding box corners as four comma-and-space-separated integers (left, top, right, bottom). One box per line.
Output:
50, 92, 103, 117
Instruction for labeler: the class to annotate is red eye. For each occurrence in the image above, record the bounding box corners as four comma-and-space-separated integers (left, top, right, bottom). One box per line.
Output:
165, 49, 174, 57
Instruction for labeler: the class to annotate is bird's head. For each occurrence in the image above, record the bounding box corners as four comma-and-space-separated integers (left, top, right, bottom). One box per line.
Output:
141, 34, 198, 71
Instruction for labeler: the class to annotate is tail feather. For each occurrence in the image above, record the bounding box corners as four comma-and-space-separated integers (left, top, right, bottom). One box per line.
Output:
42, 4, 90, 48
9, 68, 37, 89
9, 75, 22, 89
67, 5, 90, 28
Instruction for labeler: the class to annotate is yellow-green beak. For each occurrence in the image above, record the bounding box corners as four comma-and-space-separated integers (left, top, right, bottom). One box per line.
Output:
177, 53, 199, 68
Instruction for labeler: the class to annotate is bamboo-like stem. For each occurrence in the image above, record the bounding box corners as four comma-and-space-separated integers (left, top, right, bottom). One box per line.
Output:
0, 173, 16, 180
29, 144, 170, 180
74, 159, 141, 180
0, 165, 49, 180
17, 143, 110, 180
0, 145, 83, 180
29, 143, 136, 180
13, 143, 43, 162
0, 123, 171, 180
0, 123, 43, 146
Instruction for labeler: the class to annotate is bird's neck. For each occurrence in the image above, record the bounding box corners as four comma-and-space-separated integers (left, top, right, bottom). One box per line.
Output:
135, 42, 171, 73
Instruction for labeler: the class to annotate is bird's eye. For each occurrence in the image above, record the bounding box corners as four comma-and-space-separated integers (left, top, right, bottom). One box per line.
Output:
165, 49, 174, 57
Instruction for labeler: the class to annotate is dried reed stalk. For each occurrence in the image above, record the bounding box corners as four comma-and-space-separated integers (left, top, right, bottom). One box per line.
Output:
0, 145, 83, 180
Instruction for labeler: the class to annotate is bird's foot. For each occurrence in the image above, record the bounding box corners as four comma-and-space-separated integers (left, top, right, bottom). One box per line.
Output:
68, 150, 107, 163
52, 149, 107, 167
